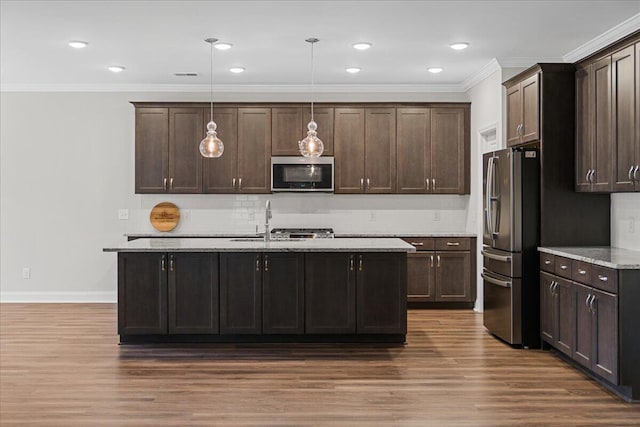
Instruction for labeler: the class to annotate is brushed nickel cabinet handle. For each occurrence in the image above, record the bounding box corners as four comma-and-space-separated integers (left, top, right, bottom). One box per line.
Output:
169, 255, 175, 272
591, 169, 596, 183
410, 242, 424, 246
426, 179, 430, 190
578, 269, 587, 275
552, 281, 558, 295
163, 178, 168, 190
360, 178, 364, 190
437, 255, 441, 268
549, 281, 554, 293
585, 170, 591, 183
264, 256, 269, 272
589, 295, 596, 313
430, 255, 434, 267
238, 178, 242, 189
358, 255, 363, 271
169, 177, 174, 190
432, 179, 435, 190
367, 178, 370, 188
560, 265, 568, 270
161, 255, 166, 272
598, 275, 608, 282
232, 178, 236, 188
544, 260, 551, 265
255, 256, 260, 271
634, 165, 639, 181
446, 242, 460, 246
586, 294, 591, 308
629, 166, 635, 182
350, 256, 354, 271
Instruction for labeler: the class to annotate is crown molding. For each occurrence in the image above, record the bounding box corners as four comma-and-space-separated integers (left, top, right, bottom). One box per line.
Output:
563, 13, 640, 63
497, 57, 566, 68
0, 83, 466, 93
460, 58, 501, 92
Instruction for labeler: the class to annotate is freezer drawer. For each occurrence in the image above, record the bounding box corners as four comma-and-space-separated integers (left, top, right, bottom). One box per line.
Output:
482, 269, 522, 345
482, 246, 522, 278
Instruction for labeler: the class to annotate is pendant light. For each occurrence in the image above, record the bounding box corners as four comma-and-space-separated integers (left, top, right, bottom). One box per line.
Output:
199, 38, 224, 158
299, 38, 324, 157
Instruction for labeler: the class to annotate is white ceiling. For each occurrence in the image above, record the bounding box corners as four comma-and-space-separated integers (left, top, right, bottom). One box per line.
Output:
1, 0, 639, 91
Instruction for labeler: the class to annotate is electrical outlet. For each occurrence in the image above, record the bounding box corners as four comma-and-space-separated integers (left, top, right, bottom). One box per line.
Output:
369, 211, 377, 221
248, 211, 255, 221
118, 209, 129, 220
434, 211, 441, 221
22, 267, 30, 279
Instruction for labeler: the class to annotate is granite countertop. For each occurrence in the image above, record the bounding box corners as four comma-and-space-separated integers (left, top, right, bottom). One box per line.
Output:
105, 237, 416, 253
538, 246, 640, 269
125, 232, 477, 238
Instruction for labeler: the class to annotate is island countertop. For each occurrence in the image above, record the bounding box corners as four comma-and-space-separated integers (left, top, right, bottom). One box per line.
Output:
104, 237, 416, 253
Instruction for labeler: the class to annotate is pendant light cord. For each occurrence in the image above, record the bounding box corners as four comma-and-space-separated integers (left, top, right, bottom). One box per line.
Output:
210, 41, 214, 122
310, 40, 314, 123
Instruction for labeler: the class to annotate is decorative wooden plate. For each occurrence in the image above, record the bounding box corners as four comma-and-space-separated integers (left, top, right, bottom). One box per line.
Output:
150, 202, 180, 231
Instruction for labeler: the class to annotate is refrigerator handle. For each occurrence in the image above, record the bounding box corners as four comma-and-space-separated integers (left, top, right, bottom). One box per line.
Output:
491, 157, 500, 237
481, 272, 512, 288
485, 156, 494, 237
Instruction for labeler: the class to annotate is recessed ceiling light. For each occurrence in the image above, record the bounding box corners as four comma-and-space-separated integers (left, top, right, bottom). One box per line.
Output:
352, 42, 372, 50
68, 40, 88, 49
229, 67, 245, 74
215, 42, 233, 50
108, 66, 126, 73
174, 72, 199, 77
346, 67, 361, 74
449, 42, 470, 50
428, 67, 444, 74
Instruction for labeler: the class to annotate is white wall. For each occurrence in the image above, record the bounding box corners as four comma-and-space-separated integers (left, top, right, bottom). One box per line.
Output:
465, 69, 503, 312
0, 90, 474, 302
611, 193, 640, 250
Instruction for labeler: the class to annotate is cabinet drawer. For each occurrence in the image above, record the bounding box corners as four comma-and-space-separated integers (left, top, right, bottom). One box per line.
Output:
402, 238, 435, 251
591, 265, 618, 293
572, 261, 591, 284
554, 256, 572, 279
435, 237, 470, 251
539, 253, 555, 273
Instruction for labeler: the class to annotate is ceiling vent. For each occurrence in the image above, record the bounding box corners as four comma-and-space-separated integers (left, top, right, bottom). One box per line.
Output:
173, 72, 199, 77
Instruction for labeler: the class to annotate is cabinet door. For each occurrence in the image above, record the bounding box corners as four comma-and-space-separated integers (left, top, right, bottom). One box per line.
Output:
334, 108, 365, 193
262, 253, 304, 334
356, 253, 407, 334
636, 42, 640, 192
305, 253, 356, 334
407, 252, 435, 302
434, 251, 471, 301
135, 108, 169, 193
364, 108, 396, 193
612, 46, 636, 191
118, 252, 167, 335
168, 108, 203, 193
431, 108, 466, 194
168, 253, 218, 334
540, 272, 556, 344
555, 277, 575, 357
237, 108, 271, 193
397, 108, 430, 193
592, 56, 613, 192
303, 107, 334, 156
521, 74, 540, 143
576, 65, 594, 192
203, 108, 238, 193
271, 107, 303, 156
219, 253, 262, 334
506, 84, 522, 147
574, 282, 593, 367
591, 288, 618, 384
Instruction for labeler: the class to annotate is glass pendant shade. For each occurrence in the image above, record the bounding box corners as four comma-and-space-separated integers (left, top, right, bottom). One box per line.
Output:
199, 120, 224, 158
298, 120, 324, 157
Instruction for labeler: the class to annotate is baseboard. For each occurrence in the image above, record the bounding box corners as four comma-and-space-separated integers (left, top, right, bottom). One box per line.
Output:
0, 292, 116, 303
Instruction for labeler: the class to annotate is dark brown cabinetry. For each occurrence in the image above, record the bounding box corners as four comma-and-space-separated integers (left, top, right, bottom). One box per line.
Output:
168, 253, 219, 334
203, 108, 238, 193
134, 107, 204, 194
303, 107, 334, 156
271, 107, 335, 156
396, 107, 469, 194
237, 108, 272, 193
219, 252, 262, 334
118, 252, 167, 335
334, 108, 396, 193
404, 237, 476, 305
506, 74, 539, 147
304, 253, 356, 334
356, 253, 406, 334
262, 253, 305, 334
612, 45, 637, 191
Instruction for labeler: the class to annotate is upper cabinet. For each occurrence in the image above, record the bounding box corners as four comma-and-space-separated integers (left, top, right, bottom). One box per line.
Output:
133, 102, 469, 195
575, 33, 640, 193
397, 106, 469, 194
271, 106, 334, 156
334, 108, 396, 193
135, 107, 203, 194
506, 74, 539, 147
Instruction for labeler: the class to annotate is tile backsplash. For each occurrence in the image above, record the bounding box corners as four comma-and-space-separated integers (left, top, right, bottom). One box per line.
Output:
611, 193, 640, 250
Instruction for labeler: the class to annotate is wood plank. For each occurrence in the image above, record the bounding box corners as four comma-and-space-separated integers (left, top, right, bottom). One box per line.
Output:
1, 304, 639, 425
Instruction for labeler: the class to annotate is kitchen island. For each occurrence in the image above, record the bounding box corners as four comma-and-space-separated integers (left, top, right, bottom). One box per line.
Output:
104, 238, 414, 344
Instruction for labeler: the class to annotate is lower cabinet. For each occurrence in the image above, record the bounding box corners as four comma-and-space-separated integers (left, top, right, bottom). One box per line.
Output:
118, 251, 407, 340
404, 237, 476, 304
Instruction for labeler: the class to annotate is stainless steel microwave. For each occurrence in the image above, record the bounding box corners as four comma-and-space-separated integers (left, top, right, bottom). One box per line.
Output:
271, 156, 334, 192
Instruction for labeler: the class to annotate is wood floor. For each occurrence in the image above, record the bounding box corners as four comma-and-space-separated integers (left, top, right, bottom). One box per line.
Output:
1, 304, 638, 426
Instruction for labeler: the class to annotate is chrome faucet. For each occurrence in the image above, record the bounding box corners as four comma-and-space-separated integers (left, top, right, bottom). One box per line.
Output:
264, 199, 272, 242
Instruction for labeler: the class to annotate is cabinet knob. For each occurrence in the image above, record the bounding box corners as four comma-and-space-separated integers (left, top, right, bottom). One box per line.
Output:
544, 260, 551, 265
578, 269, 586, 275
598, 275, 608, 282
560, 265, 568, 270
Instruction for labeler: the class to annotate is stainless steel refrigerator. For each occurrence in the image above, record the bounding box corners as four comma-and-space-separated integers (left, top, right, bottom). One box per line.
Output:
482, 147, 540, 347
